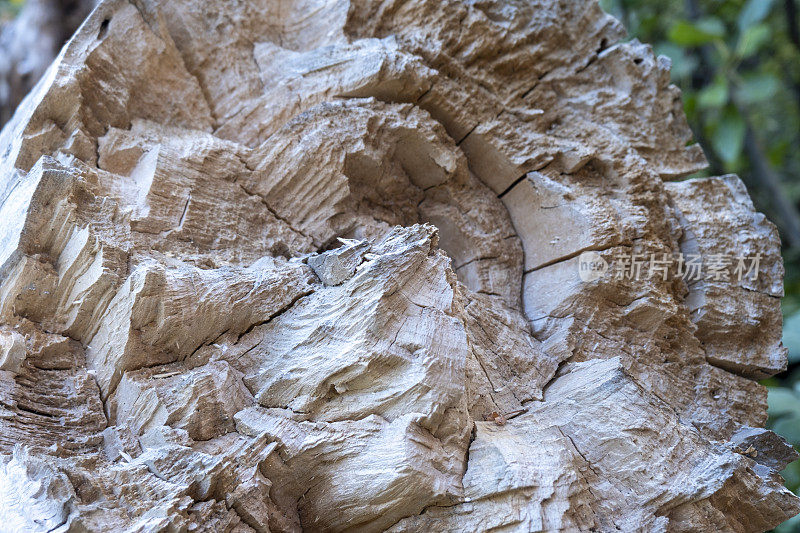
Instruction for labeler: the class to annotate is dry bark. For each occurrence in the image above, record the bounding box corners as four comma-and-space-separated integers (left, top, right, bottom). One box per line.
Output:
0, 0, 797, 531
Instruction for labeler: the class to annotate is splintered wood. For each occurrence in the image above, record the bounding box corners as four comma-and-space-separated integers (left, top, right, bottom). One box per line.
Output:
0, 0, 797, 531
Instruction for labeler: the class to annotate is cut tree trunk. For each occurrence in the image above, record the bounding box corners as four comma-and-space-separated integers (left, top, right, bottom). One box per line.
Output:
0, 1, 797, 531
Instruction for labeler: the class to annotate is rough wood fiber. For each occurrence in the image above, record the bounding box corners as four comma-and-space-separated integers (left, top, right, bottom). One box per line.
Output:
0, 0, 797, 531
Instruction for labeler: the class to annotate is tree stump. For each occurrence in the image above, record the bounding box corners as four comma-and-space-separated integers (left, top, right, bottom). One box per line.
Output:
0, 0, 797, 531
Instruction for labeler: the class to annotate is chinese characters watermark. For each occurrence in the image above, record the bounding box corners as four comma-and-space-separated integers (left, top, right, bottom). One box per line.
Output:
577, 251, 761, 283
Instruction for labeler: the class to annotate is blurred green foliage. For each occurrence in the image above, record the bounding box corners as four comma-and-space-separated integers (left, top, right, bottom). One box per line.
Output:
602, 0, 800, 530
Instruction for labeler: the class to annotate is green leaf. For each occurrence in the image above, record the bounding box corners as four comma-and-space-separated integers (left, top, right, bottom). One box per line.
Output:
668, 18, 725, 47
769, 139, 790, 168
773, 416, 800, 445
768, 387, 800, 418
781, 460, 800, 493
737, 73, 781, 104
682, 92, 698, 119
711, 109, 746, 164
654, 43, 698, 80
697, 78, 729, 109
738, 0, 777, 31
785, 312, 800, 364
736, 24, 771, 58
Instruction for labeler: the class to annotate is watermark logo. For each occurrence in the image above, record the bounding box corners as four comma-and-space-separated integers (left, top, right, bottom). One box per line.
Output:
578, 251, 609, 282
577, 252, 762, 282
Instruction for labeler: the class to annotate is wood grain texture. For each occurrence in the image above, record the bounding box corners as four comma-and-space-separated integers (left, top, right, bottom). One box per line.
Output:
0, 0, 796, 531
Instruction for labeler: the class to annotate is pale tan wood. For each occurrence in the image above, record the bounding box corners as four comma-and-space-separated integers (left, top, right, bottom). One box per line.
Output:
0, 1, 796, 531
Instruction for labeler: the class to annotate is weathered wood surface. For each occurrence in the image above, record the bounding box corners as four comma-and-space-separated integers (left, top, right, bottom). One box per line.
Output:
0, 0, 797, 531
